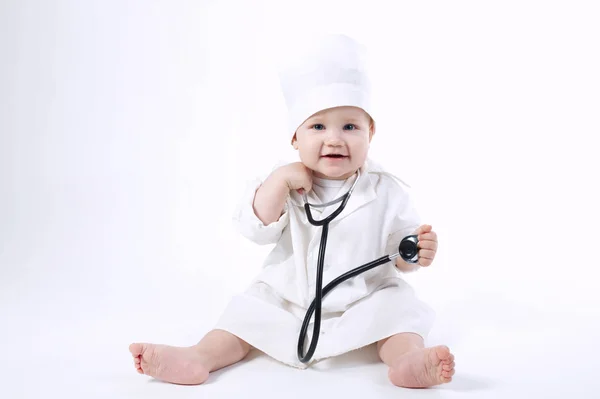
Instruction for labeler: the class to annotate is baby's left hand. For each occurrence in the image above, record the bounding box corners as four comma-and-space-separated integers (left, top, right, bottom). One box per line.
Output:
414, 224, 438, 267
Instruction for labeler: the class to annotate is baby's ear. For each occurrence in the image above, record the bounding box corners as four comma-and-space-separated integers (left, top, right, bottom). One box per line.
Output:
369, 118, 376, 141
291, 133, 299, 149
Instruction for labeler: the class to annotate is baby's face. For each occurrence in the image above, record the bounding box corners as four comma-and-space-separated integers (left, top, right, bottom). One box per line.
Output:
292, 106, 374, 180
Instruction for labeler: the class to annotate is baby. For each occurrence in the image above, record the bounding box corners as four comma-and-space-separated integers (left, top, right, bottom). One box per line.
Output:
129, 34, 455, 388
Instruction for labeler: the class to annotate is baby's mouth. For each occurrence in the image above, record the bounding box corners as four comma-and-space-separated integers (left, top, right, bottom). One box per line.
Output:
322, 154, 348, 158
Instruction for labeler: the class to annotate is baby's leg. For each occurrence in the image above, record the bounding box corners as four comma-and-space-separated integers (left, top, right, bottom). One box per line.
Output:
377, 332, 455, 388
129, 329, 250, 385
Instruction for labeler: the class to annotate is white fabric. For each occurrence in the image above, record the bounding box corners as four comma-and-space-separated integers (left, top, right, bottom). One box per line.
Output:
214, 158, 435, 369
310, 175, 350, 204
277, 34, 374, 139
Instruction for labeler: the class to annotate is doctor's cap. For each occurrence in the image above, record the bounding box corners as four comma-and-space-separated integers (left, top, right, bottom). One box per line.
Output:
276, 33, 375, 142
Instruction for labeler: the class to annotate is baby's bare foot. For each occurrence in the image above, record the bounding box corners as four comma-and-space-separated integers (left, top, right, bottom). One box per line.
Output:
129, 343, 211, 385
388, 345, 455, 388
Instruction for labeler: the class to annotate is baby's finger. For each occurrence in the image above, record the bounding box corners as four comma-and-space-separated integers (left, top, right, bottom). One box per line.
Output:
418, 231, 437, 242
414, 224, 432, 235
419, 257, 433, 267
418, 240, 438, 252
419, 249, 436, 259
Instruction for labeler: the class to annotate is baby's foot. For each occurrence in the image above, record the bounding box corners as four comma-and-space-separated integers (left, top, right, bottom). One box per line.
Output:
388, 345, 455, 388
129, 343, 211, 385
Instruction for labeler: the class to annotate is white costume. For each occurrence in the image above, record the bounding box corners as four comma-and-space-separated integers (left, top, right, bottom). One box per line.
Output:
214, 159, 435, 369
214, 34, 435, 369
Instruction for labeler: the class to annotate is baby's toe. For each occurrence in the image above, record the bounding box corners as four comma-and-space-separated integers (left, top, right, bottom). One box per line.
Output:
443, 353, 454, 364
434, 346, 451, 361
129, 343, 144, 357
442, 369, 455, 379
442, 361, 455, 371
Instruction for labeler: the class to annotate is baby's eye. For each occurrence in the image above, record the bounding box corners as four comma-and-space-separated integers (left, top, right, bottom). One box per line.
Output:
312, 124, 325, 130
344, 124, 357, 130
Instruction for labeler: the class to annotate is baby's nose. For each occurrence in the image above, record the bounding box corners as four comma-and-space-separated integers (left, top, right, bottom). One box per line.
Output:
324, 128, 344, 144
324, 137, 344, 147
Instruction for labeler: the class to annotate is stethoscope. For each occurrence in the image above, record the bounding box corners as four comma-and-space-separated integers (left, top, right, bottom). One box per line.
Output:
297, 168, 420, 364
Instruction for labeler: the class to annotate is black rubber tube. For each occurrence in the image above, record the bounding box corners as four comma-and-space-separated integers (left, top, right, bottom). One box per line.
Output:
296, 233, 393, 363
296, 221, 329, 363
297, 191, 397, 363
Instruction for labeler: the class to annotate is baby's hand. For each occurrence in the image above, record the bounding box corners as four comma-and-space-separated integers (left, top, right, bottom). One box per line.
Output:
275, 162, 313, 194
414, 224, 438, 267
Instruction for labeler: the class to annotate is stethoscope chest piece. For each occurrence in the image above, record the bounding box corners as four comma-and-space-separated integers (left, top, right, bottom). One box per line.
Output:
398, 235, 419, 264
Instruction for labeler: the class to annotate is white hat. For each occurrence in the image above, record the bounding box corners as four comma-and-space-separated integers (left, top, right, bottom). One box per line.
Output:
277, 34, 373, 141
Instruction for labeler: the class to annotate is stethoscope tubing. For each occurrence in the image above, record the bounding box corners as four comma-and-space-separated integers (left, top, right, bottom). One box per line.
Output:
297, 168, 404, 363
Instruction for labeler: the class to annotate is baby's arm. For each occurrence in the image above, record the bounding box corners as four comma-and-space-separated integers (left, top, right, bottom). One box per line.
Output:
252, 170, 290, 226
381, 175, 423, 273
253, 162, 313, 225
233, 162, 312, 245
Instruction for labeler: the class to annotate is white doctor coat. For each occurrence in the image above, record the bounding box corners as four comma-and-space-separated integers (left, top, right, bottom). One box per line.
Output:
214, 158, 435, 369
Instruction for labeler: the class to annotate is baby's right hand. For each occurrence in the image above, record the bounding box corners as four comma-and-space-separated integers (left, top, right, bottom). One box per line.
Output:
275, 162, 313, 194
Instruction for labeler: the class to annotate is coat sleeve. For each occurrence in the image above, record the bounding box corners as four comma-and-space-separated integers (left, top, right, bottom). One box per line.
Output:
232, 176, 291, 246
383, 177, 422, 259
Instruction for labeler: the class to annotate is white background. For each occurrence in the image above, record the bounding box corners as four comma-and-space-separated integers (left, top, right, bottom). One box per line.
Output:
1, 1, 599, 398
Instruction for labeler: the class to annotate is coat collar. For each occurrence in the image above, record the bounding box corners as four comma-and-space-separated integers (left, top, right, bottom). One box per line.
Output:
288, 158, 384, 225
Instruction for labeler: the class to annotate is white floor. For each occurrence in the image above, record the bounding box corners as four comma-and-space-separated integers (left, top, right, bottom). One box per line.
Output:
2, 263, 597, 399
